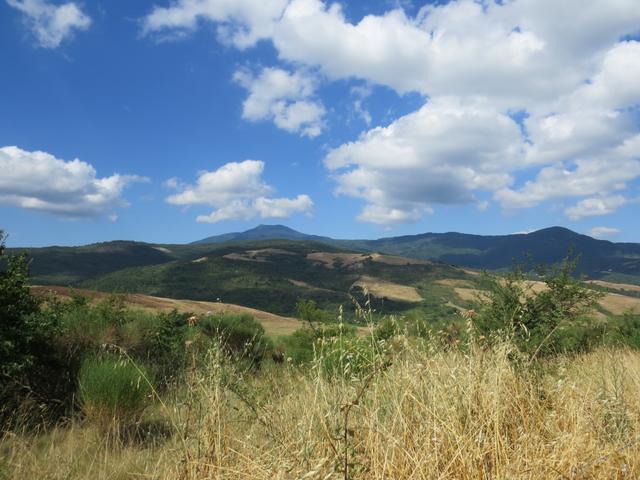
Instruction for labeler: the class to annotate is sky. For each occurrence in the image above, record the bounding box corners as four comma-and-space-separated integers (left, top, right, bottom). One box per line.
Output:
1, 0, 639, 247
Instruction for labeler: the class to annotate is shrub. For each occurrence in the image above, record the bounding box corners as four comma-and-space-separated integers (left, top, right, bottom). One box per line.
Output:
0, 232, 70, 424
142, 310, 189, 385
314, 334, 383, 378
78, 355, 153, 425
198, 313, 272, 365
476, 256, 603, 357
280, 322, 370, 374
296, 299, 332, 324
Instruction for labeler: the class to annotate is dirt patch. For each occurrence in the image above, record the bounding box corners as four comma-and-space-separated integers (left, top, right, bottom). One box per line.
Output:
368, 253, 430, 266
31, 286, 304, 337
287, 279, 336, 294
224, 248, 297, 263
436, 279, 473, 288
461, 268, 481, 276
153, 246, 172, 254
352, 276, 422, 303
191, 256, 208, 263
587, 280, 640, 294
307, 252, 369, 269
599, 293, 640, 315
248, 248, 296, 256
453, 287, 484, 302
307, 251, 431, 269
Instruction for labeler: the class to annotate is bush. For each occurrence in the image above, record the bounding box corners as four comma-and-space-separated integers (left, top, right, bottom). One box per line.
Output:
279, 322, 367, 373
142, 310, 189, 385
476, 256, 603, 357
78, 355, 153, 425
314, 334, 383, 378
199, 313, 272, 365
0, 232, 71, 424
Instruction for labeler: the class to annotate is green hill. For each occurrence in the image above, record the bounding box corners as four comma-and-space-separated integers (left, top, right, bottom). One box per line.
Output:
80, 240, 470, 319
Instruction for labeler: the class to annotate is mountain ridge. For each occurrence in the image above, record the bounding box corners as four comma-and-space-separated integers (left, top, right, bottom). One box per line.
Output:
7, 225, 640, 287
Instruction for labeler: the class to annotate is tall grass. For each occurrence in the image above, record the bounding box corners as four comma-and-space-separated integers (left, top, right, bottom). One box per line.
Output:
78, 355, 154, 427
3, 336, 640, 479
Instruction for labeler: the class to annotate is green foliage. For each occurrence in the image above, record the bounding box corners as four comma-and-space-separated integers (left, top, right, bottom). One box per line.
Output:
0, 232, 70, 423
279, 322, 359, 366
476, 256, 603, 356
78, 355, 153, 424
296, 299, 332, 324
198, 313, 272, 365
142, 310, 189, 384
314, 334, 384, 378
0, 232, 43, 380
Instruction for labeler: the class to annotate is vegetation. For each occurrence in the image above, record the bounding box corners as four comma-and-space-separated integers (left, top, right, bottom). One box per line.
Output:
4, 237, 640, 478
78, 355, 153, 425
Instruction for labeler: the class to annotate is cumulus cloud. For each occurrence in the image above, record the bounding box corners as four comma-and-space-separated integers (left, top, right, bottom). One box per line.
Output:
0, 146, 145, 218
234, 67, 325, 137
7, 0, 91, 48
496, 157, 640, 209
565, 196, 629, 221
142, 0, 287, 48
166, 159, 313, 223
588, 226, 621, 239
325, 97, 522, 223
143, 0, 640, 223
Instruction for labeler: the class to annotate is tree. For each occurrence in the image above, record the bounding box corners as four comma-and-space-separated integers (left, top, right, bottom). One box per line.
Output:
1, 231, 65, 424
477, 255, 603, 357
0, 231, 41, 381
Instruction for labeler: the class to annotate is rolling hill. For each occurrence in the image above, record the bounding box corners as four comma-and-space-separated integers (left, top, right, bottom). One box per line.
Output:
6, 225, 640, 321
79, 240, 470, 319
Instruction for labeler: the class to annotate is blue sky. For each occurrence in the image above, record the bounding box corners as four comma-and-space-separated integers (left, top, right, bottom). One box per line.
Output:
1, 0, 639, 247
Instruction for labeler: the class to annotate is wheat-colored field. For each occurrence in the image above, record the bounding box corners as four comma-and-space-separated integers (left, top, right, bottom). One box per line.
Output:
3, 339, 640, 479
31, 286, 304, 337
353, 275, 423, 303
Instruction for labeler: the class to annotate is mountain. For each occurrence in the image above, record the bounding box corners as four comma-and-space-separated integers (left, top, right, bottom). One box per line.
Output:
8, 225, 640, 291
346, 227, 640, 278
194, 225, 640, 282
192, 224, 332, 244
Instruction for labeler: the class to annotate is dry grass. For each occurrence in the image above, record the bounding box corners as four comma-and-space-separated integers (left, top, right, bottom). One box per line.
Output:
600, 294, 640, 315
587, 280, 640, 294
353, 275, 423, 303
4, 340, 640, 479
223, 248, 297, 263
31, 286, 304, 337
447, 281, 640, 316
307, 252, 430, 269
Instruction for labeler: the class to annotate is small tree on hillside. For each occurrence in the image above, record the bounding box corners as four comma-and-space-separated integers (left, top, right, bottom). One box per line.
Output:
477, 255, 603, 357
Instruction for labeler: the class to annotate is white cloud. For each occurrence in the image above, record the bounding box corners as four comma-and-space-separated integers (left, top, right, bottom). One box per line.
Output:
142, 0, 288, 48
0, 146, 145, 218
357, 205, 426, 225
7, 0, 91, 48
143, 0, 640, 223
234, 67, 325, 137
588, 226, 621, 239
325, 97, 523, 223
166, 159, 313, 223
565, 196, 629, 221
496, 157, 640, 210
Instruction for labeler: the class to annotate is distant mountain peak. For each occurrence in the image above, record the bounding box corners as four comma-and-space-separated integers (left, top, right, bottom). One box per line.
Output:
191, 224, 330, 245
